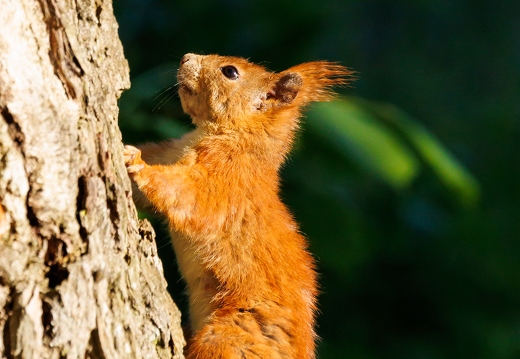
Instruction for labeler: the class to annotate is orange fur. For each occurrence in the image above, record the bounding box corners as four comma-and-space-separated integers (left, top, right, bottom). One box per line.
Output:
124, 53, 353, 359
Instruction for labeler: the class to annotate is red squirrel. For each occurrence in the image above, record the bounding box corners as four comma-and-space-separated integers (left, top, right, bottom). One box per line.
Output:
124, 53, 352, 359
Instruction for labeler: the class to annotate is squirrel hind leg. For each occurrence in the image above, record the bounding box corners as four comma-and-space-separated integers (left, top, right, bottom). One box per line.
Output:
186, 313, 288, 359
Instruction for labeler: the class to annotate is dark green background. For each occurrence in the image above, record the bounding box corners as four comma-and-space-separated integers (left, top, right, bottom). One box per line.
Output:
114, 1, 520, 358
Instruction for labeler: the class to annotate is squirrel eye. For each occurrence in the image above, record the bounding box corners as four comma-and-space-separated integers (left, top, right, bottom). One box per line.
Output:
221, 65, 239, 80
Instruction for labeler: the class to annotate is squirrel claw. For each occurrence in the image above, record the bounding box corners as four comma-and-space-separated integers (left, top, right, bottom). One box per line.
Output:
126, 163, 145, 174
124, 145, 144, 173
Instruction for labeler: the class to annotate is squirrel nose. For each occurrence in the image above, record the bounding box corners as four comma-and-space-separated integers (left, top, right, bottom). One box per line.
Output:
180, 53, 196, 66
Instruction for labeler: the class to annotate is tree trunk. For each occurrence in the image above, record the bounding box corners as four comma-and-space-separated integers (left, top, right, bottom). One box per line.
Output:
0, 0, 185, 358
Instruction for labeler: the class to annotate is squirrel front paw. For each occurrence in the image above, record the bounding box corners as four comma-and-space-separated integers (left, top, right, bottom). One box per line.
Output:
124, 145, 145, 175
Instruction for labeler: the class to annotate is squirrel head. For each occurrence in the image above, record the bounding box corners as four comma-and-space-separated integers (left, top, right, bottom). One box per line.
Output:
177, 53, 353, 137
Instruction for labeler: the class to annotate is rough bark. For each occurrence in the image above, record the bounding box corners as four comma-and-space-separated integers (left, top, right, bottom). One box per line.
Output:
0, 0, 185, 358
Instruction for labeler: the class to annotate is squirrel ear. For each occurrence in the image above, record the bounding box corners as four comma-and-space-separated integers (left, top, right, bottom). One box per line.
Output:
282, 61, 353, 104
267, 73, 303, 104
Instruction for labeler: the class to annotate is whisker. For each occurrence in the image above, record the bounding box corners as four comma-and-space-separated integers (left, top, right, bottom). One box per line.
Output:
157, 240, 173, 250
153, 86, 174, 101
153, 90, 178, 112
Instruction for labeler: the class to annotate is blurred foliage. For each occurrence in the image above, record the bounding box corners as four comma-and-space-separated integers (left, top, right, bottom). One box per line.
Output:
114, 0, 520, 358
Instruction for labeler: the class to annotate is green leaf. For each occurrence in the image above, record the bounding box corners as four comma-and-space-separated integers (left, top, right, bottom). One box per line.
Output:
306, 100, 420, 189
367, 101, 480, 205
306, 97, 480, 206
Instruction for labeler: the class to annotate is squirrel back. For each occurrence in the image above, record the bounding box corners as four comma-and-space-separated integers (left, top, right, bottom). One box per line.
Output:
124, 53, 352, 359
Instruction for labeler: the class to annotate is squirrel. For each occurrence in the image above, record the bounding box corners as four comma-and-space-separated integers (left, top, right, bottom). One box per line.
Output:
124, 53, 352, 359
